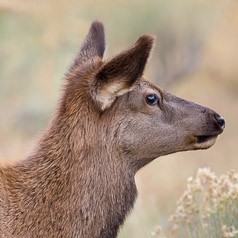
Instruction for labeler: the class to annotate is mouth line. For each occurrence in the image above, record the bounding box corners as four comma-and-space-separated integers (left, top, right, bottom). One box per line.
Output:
196, 135, 218, 144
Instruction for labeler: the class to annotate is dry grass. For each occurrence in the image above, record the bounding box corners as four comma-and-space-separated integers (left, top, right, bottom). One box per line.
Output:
152, 168, 238, 238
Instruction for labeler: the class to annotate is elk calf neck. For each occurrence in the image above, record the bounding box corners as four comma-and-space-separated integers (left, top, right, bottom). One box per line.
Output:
0, 21, 225, 238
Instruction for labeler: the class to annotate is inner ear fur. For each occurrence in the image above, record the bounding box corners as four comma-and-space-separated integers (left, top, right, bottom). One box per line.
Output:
92, 35, 155, 111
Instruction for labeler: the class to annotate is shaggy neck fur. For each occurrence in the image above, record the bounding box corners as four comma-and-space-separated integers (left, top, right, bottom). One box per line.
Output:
0, 85, 137, 238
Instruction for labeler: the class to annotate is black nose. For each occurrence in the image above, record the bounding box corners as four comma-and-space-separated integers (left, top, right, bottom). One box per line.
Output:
214, 114, 225, 130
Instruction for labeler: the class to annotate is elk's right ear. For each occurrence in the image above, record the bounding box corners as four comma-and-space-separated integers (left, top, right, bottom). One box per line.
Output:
69, 21, 105, 72
91, 35, 154, 111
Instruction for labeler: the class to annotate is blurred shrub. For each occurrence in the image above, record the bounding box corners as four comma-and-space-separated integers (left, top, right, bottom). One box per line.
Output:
152, 168, 238, 238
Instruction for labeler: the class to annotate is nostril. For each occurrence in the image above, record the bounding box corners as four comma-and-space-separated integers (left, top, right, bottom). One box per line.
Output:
214, 114, 225, 130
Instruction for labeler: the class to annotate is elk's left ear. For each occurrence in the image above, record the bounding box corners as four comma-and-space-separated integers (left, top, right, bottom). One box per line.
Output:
69, 21, 105, 73
92, 35, 154, 111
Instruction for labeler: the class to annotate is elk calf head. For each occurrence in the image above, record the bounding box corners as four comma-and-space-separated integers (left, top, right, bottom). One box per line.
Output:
66, 21, 224, 171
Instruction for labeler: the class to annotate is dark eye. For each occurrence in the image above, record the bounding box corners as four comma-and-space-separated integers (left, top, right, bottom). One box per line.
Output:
145, 94, 159, 106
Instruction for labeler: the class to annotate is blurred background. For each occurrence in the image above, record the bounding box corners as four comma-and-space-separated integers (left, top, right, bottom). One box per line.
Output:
0, 0, 237, 237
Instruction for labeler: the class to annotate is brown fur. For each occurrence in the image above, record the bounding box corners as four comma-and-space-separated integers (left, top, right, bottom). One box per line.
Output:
0, 21, 224, 238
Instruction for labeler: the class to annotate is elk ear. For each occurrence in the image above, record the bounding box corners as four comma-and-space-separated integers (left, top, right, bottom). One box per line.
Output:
70, 21, 105, 72
92, 35, 154, 111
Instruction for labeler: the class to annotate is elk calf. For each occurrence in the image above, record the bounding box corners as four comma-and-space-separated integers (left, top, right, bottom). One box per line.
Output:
0, 21, 225, 238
